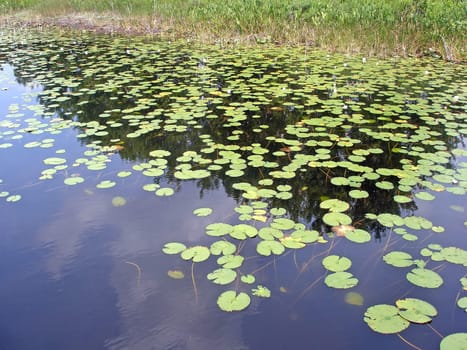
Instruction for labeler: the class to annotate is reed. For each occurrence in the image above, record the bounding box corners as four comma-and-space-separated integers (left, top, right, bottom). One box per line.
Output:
0, 0, 465, 60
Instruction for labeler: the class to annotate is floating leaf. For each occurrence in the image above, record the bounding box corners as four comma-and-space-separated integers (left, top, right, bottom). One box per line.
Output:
207, 268, 237, 285
217, 254, 244, 269
43, 157, 66, 165
406, 268, 443, 288
320, 198, 350, 212
252, 285, 271, 298
241, 274, 255, 284
349, 190, 369, 199
364, 304, 410, 334
96, 180, 116, 189
206, 223, 233, 237
162, 242, 187, 255
168, 270, 184, 279
6, 194, 21, 202
210, 241, 236, 255
396, 298, 438, 324
217, 291, 250, 312
229, 224, 258, 240
415, 191, 436, 201
457, 297, 467, 312
345, 229, 371, 243
290, 229, 319, 243
64, 176, 84, 185
155, 187, 174, 196
323, 212, 352, 226
256, 240, 285, 256
440, 333, 467, 350
193, 207, 213, 216
324, 272, 358, 289
181, 246, 210, 262
322, 255, 352, 272
383, 251, 414, 267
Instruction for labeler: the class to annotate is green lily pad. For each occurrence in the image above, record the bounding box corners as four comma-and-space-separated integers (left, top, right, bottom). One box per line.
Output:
280, 236, 306, 249
258, 227, 284, 240
241, 274, 255, 284
252, 285, 271, 298
162, 242, 187, 255
320, 198, 350, 212
217, 254, 244, 269
64, 176, 84, 185
155, 187, 174, 196
207, 268, 237, 285
323, 212, 352, 226
324, 272, 358, 289
230, 224, 258, 240
396, 298, 438, 324
206, 223, 233, 237
256, 240, 285, 256
217, 291, 250, 312
193, 207, 213, 216
406, 268, 443, 288
364, 304, 410, 334
415, 191, 436, 201
96, 180, 116, 189
181, 246, 210, 262
290, 229, 320, 243
5, 193, 21, 202
322, 255, 352, 272
210, 241, 236, 255
456, 297, 467, 312
349, 190, 369, 199
43, 157, 66, 165
271, 218, 296, 230
345, 229, 371, 243
440, 333, 467, 350
383, 251, 414, 267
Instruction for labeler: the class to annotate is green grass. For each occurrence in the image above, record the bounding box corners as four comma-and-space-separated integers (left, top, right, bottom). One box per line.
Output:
0, 0, 465, 60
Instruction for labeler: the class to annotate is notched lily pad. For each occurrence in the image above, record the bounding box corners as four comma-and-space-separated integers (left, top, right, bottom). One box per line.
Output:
364, 304, 410, 334
217, 291, 251, 312
181, 246, 210, 262
396, 298, 438, 324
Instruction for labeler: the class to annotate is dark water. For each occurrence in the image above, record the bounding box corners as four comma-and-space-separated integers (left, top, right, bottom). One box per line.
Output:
0, 30, 466, 350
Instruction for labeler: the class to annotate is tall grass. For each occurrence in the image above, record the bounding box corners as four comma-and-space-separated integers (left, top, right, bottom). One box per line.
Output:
0, 0, 465, 60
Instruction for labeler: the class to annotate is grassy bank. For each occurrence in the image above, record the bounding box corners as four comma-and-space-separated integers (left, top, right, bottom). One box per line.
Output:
0, 0, 465, 60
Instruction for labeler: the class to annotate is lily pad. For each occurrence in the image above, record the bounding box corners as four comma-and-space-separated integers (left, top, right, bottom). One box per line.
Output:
396, 298, 438, 324
456, 297, 467, 312
364, 304, 410, 334
193, 207, 213, 216
440, 333, 467, 350
217, 254, 244, 269
324, 272, 358, 289
345, 229, 371, 243
252, 285, 271, 298
217, 291, 251, 312
207, 268, 237, 285
322, 255, 352, 272
181, 246, 210, 262
256, 240, 285, 256
241, 274, 255, 284
320, 198, 350, 212
162, 242, 187, 255
406, 268, 443, 288
323, 212, 352, 226
168, 270, 185, 279
383, 251, 414, 267
210, 241, 236, 255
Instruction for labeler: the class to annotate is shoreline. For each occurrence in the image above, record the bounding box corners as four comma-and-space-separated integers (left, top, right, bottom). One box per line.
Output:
0, 11, 465, 62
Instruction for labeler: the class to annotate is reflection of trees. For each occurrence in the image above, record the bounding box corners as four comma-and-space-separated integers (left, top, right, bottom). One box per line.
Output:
4, 33, 464, 237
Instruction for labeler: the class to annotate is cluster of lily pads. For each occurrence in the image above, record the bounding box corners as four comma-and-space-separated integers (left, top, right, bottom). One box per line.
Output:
0, 29, 466, 347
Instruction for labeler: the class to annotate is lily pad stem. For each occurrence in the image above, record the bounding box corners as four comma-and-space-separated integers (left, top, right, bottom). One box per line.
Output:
396, 334, 422, 350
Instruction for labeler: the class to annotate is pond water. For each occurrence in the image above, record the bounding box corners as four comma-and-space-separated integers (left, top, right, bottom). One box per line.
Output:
0, 30, 466, 350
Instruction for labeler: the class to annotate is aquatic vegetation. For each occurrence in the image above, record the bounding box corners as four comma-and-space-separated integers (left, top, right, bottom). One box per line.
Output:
0, 28, 465, 349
